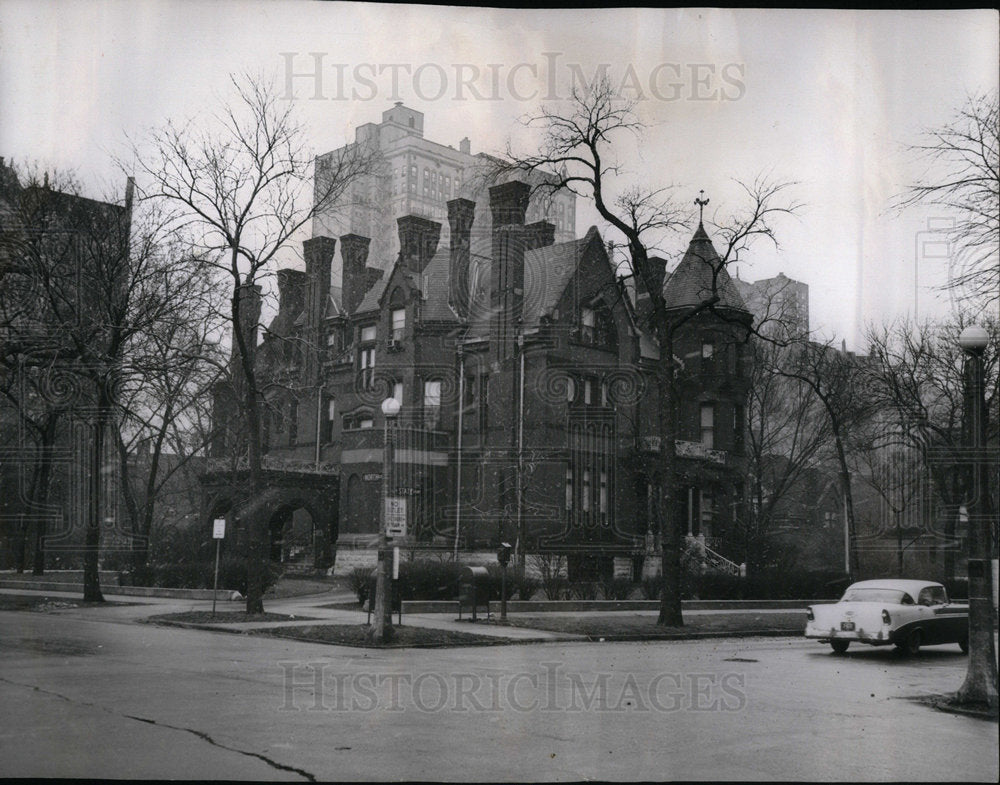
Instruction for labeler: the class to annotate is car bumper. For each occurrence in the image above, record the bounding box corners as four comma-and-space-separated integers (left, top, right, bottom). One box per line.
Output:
804, 624, 893, 645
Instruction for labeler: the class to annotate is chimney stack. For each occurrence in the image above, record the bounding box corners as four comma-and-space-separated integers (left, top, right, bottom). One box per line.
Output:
397, 215, 441, 274
303, 236, 337, 382
489, 181, 531, 363
447, 198, 476, 319
276, 269, 307, 325
340, 234, 371, 314
524, 220, 555, 251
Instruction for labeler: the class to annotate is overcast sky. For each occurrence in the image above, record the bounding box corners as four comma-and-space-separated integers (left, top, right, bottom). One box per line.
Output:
2, 2, 997, 349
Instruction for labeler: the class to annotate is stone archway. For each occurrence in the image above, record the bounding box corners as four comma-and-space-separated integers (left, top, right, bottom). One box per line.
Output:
199, 466, 340, 572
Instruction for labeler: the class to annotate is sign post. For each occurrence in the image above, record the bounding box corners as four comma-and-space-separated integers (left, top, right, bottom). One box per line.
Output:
212, 518, 225, 617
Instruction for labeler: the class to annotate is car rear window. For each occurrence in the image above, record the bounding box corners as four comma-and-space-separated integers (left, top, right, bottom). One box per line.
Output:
841, 588, 913, 604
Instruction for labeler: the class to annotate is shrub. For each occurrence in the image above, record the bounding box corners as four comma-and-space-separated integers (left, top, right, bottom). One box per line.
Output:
348, 566, 375, 605
641, 574, 662, 600
122, 558, 279, 594
530, 553, 567, 600
516, 573, 540, 600
397, 560, 462, 601
567, 581, 599, 600
483, 565, 519, 602
601, 576, 634, 601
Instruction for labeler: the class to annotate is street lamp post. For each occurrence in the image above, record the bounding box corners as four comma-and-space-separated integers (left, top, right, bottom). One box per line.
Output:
372, 396, 401, 645
955, 325, 998, 709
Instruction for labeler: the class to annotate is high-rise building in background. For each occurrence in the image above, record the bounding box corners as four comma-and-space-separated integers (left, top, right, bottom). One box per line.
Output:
312, 102, 577, 289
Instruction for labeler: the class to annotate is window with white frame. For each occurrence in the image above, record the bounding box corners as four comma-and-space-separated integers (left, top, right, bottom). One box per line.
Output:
322, 397, 336, 443
391, 308, 405, 341
700, 403, 715, 448
580, 307, 595, 343
360, 346, 375, 389
423, 379, 442, 430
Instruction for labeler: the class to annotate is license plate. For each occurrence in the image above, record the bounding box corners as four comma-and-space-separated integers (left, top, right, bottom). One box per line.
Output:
840, 622, 855, 631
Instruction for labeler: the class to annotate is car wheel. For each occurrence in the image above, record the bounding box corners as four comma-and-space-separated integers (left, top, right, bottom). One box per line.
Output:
959, 636, 969, 654
830, 640, 850, 654
903, 629, 922, 656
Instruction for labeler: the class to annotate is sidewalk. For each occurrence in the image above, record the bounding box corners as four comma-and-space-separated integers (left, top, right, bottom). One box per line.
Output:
1, 585, 807, 645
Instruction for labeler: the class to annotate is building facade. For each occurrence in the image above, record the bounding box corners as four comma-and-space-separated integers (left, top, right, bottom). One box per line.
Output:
210, 176, 754, 578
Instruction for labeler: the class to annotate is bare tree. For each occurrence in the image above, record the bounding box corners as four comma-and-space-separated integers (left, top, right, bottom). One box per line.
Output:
775, 339, 878, 580
742, 339, 833, 572
897, 91, 999, 309
0, 162, 209, 601
492, 78, 799, 625
864, 315, 999, 581
129, 73, 378, 613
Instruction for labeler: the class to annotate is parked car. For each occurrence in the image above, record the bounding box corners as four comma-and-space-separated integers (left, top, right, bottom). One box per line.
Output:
805, 579, 968, 655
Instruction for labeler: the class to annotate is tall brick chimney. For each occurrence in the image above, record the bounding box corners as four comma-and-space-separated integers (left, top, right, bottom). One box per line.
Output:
489, 181, 531, 363
275, 269, 307, 325
397, 215, 441, 274
303, 236, 336, 382
447, 198, 475, 319
525, 220, 555, 251
340, 234, 371, 314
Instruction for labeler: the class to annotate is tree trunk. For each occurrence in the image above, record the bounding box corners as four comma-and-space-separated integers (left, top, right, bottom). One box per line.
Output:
83, 382, 108, 603
656, 326, 684, 627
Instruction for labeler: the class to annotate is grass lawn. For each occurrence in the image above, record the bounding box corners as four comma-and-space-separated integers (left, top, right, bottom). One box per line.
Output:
254, 623, 509, 648
0, 595, 131, 612
148, 610, 313, 624
503, 611, 807, 640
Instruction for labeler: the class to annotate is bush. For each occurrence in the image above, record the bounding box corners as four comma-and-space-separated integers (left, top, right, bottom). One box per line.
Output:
601, 576, 634, 601
530, 553, 567, 600
516, 573, 540, 600
641, 574, 662, 600
121, 558, 279, 595
567, 581, 599, 600
397, 560, 462, 601
348, 566, 375, 605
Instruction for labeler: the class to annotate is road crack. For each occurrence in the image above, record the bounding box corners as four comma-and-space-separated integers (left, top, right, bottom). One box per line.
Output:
125, 715, 316, 781
0, 675, 315, 781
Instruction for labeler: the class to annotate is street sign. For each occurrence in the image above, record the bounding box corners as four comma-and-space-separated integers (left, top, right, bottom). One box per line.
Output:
363, 472, 383, 482
212, 518, 226, 539
385, 497, 407, 537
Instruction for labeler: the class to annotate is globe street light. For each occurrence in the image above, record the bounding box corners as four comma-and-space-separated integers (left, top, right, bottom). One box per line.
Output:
955, 324, 998, 710
372, 396, 401, 644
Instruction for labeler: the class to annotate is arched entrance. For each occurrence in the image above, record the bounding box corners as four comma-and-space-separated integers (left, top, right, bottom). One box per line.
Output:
199, 466, 340, 572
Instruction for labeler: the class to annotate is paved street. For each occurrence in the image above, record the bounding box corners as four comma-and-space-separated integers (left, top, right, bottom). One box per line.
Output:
1, 597, 997, 781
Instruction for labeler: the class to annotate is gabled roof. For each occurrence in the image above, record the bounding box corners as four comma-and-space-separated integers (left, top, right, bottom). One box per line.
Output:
464, 228, 599, 340
662, 223, 748, 313
354, 271, 390, 315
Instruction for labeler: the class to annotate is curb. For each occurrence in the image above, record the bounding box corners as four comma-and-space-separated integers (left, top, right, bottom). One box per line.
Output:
144, 616, 802, 647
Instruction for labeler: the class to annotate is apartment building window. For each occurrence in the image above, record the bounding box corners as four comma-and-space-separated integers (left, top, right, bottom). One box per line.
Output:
392, 381, 403, 406
391, 308, 405, 341
423, 379, 442, 430
599, 471, 608, 516
583, 378, 592, 405
359, 417, 374, 429
700, 491, 713, 536
700, 403, 715, 449
582, 469, 591, 513
565, 467, 573, 511
600, 380, 609, 407
360, 325, 376, 343
565, 376, 576, 403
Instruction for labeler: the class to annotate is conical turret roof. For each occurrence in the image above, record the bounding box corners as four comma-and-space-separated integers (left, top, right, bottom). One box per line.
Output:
662, 223, 748, 312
